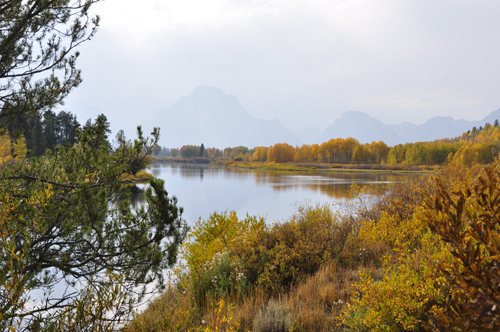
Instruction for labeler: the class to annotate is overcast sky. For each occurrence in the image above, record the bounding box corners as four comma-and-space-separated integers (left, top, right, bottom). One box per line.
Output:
64, 0, 500, 132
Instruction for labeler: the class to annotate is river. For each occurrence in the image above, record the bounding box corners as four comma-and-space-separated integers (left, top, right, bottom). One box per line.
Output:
131, 163, 416, 225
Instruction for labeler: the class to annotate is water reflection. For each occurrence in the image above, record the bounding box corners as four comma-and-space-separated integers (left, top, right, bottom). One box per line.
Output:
131, 163, 418, 225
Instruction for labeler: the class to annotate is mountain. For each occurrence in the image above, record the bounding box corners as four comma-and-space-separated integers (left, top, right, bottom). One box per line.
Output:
292, 126, 322, 145
142, 86, 301, 148
319, 109, 500, 146
319, 111, 403, 146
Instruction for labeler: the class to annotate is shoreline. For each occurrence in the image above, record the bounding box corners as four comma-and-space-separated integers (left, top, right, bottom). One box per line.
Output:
152, 157, 438, 174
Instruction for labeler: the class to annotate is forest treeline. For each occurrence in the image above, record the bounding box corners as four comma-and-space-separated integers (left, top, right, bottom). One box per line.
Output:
166, 120, 500, 167
0, 111, 122, 166
1, 110, 80, 162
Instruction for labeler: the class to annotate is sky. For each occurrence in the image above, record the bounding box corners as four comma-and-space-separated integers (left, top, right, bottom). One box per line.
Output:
63, 0, 500, 133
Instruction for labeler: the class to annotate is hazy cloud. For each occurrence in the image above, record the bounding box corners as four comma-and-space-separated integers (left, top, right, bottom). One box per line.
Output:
64, 0, 500, 133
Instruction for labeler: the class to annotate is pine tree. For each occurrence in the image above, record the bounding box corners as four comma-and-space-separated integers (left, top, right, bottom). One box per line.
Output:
30, 118, 46, 157
43, 111, 56, 151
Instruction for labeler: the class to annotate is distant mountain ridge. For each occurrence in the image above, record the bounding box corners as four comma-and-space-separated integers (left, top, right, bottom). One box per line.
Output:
142, 86, 500, 148
319, 109, 500, 146
142, 86, 301, 148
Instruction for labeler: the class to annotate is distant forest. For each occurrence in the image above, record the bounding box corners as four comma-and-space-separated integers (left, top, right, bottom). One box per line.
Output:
1, 111, 118, 161
4, 110, 80, 157
165, 120, 500, 167
3, 110, 499, 167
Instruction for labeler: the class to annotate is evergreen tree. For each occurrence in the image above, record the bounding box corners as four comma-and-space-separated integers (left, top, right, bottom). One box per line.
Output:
0, 0, 100, 121
43, 111, 56, 151
30, 118, 46, 157
1, 120, 188, 329
200, 143, 205, 157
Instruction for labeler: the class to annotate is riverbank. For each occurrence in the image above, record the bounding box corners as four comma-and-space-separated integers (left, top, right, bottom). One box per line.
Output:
120, 171, 154, 183
153, 156, 440, 174
153, 156, 211, 164
217, 160, 439, 174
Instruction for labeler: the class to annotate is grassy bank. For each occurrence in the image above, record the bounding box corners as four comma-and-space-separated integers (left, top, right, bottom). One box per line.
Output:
153, 156, 211, 164
126, 162, 499, 331
212, 160, 440, 174
120, 171, 154, 183
153, 157, 440, 173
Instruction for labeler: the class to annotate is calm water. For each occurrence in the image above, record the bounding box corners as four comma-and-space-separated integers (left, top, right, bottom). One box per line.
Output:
131, 163, 415, 225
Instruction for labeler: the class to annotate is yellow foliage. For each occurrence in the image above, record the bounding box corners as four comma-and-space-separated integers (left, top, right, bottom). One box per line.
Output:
421, 164, 500, 330
0, 186, 52, 330
251, 147, 269, 162
340, 164, 484, 331
200, 299, 241, 332
267, 143, 295, 163
0, 129, 13, 165
12, 135, 27, 161
235, 203, 354, 293
177, 211, 265, 280
341, 230, 449, 331
358, 211, 428, 252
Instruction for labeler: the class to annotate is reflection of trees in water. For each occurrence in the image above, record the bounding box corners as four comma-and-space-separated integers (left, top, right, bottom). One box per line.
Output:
257, 172, 414, 199
269, 182, 354, 199
129, 185, 146, 210
147, 164, 419, 201
171, 165, 255, 182
172, 165, 224, 180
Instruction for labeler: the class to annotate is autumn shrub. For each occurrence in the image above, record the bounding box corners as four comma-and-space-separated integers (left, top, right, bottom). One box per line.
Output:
360, 175, 436, 223
235, 203, 355, 293
341, 231, 449, 332
176, 211, 264, 306
339, 164, 486, 331
253, 297, 293, 332
178, 211, 265, 276
201, 299, 241, 332
338, 175, 442, 331
192, 250, 250, 307
422, 164, 500, 331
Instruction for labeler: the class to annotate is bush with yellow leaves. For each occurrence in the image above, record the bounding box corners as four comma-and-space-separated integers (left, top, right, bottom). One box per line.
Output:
341, 230, 449, 331
235, 203, 355, 293
422, 164, 500, 331
177, 211, 265, 306
340, 164, 486, 331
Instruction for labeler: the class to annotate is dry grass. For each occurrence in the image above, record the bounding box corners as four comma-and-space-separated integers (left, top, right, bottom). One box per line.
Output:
125, 262, 381, 332
286, 262, 378, 332
120, 171, 153, 184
